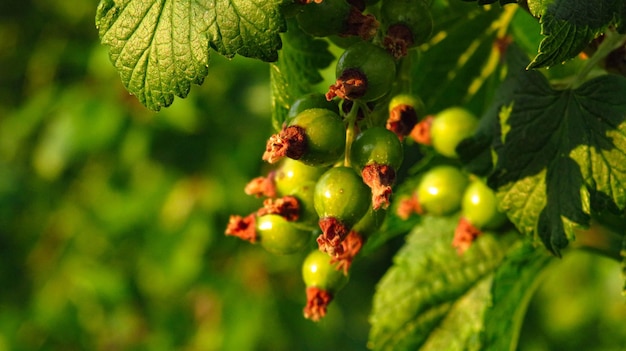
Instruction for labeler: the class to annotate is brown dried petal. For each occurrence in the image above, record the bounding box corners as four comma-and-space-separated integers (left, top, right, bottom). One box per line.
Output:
330, 231, 364, 275
316, 217, 350, 255
262, 125, 307, 164
452, 216, 483, 255
257, 195, 301, 222
303, 287, 333, 322
361, 163, 396, 210
225, 214, 257, 243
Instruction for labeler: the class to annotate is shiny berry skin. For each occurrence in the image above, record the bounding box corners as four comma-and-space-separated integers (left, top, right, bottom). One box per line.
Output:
290, 108, 346, 166
329, 41, 396, 102
302, 250, 348, 291
416, 165, 468, 216
381, 0, 433, 48
256, 214, 311, 255
288, 93, 340, 120
274, 158, 328, 196
430, 107, 478, 159
314, 167, 371, 228
287, 180, 320, 230
296, 0, 351, 37
351, 206, 387, 237
461, 179, 507, 229
388, 94, 425, 117
350, 127, 404, 172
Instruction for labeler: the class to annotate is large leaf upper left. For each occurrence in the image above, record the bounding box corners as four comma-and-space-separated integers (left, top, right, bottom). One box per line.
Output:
96, 0, 285, 111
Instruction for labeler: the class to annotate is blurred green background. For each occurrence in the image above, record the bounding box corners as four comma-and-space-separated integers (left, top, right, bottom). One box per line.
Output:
0, 1, 624, 350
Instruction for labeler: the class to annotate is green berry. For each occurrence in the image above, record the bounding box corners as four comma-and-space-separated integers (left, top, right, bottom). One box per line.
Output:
287, 180, 320, 230
462, 179, 507, 229
416, 165, 468, 216
314, 166, 371, 227
350, 127, 404, 171
381, 0, 433, 47
302, 250, 348, 291
274, 158, 328, 196
288, 93, 340, 119
430, 107, 478, 158
329, 41, 396, 102
296, 0, 351, 37
256, 214, 311, 255
290, 108, 346, 166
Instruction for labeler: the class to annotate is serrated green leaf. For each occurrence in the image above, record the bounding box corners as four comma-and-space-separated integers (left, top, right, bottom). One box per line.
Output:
96, 0, 285, 111
527, 0, 623, 69
482, 243, 553, 351
368, 215, 517, 351
412, 5, 501, 113
460, 0, 517, 5
270, 19, 334, 131
458, 44, 531, 176
490, 72, 626, 254
622, 236, 626, 295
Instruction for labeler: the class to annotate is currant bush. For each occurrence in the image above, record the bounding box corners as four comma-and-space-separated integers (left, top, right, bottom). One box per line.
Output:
103, 0, 626, 340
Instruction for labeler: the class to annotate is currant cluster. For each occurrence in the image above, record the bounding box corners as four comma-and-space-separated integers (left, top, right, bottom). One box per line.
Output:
399, 106, 508, 254
225, 0, 506, 322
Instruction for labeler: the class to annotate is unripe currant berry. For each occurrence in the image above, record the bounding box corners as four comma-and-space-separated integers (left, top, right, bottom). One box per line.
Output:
263, 108, 346, 166
350, 127, 404, 210
430, 107, 479, 159
326, 41, 396, 102
274, 158, 328, 196
285, 180, 320, 231
302, 250, 349, 321
453, 178, 507, 254
256, 214, 312, 255
461, 179, 506, 230
288, 93, 340, 120
416, 165, 468, 216
380, 0, 433, 58
296, 0, 379, 40
387, 94, 424, 139
314, 166, 371, 255
296, 0, 352, 37
330, 206, 387, 274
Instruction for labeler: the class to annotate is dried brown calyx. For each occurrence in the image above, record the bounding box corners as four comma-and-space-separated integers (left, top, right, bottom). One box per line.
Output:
410, 115, 434, 146
225, 214, 257, 243
262, 125, 307, 164
387, 104, 418, 140
341, 6, 379, 40
330, 230, 364, 274
361, 163, 396, 210
383, 24, 414, 59
316, 217, 350, 255
303, 287, 333, 322
256, 195, 301, 222
244, 173, 277, 198
396, 193, 423, 220
453, 216, 482, 255
326, 68, 368, 101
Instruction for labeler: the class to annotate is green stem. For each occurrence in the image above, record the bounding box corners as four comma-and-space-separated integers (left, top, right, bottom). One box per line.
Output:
571, 30, 626, 89
344, 102, 360, 167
